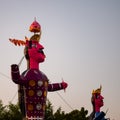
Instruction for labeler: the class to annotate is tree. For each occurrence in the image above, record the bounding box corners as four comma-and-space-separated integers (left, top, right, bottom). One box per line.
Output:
0, 100, 22, 120
0, 99, 89, 120
0, 100, 7, 119
45, 99, 54, 120
65, 107, 88, 120
53, 107, 65, 120
44, 99, 89, 120
6, 102, 22, 120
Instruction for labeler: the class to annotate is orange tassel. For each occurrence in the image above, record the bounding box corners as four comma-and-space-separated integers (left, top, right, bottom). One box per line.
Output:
9, 39, 26, 46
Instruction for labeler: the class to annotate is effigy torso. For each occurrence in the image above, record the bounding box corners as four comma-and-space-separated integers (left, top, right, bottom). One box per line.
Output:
21, 69, 48, 119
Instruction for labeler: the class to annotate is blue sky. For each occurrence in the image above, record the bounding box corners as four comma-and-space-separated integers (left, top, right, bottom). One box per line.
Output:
0, 0, 120, 119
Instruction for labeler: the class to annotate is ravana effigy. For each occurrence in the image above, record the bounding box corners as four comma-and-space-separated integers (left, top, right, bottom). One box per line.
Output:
10, 19, 68, 120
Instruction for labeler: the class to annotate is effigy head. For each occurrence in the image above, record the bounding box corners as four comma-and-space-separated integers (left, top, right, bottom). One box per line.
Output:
92, 85, 104, 110
25, 40, 46, 63
92, 85, 102, 95
9, 19, 45, 64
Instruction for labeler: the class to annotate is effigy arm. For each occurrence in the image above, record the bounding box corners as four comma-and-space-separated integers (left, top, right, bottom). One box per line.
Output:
11, 64, 21, 84
48, 81, 68, 92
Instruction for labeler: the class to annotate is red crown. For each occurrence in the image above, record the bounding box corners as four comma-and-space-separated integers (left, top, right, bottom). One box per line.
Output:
29, 19, 41, 33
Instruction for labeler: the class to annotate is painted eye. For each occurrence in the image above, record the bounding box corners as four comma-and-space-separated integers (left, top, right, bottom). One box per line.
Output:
38, 49, 44, 54
32, 44, 37, 48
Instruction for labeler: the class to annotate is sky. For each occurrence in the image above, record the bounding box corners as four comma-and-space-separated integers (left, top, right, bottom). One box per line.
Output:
0, 0, 120, 119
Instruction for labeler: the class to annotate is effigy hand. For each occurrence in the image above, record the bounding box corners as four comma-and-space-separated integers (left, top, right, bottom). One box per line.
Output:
11, 64, 19, 71
11, 64, 20, 84
61, 81, 68, 90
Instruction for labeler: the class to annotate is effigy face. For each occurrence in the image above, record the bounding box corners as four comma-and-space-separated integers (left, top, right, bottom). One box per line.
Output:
27, 41, 45, 64
97, 94, 104, 106
94, 93, 104, 112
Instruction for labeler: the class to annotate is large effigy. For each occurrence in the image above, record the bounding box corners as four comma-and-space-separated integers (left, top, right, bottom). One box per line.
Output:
10, 19, 68, 120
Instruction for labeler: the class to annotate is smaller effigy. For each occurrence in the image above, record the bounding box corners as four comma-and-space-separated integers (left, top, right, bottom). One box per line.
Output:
89, 86, 109, 120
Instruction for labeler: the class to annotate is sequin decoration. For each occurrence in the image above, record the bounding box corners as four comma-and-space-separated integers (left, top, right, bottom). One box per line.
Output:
28, 104, 34, 111
38, 80, 43, 87
44, 91, 47, 97
37, 90, 42, 97
28, 90, 35, 96
44, 81, 48, 87
29, 80, 36, 87
36, 103, 42, 110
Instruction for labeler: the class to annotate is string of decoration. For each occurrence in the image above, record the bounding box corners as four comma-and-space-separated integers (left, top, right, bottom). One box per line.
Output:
56, 91, 73, 110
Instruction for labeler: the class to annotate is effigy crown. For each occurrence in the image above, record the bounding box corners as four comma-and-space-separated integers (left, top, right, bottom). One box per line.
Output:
29, 18, 41, 33
92, 85, 102, 94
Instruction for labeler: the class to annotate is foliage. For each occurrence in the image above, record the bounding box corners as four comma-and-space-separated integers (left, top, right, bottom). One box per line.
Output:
53, 107, 65, 120
6, 102, 22, 120
45, 99, 54, 120
0, 99, 89, 120
45, 100, 89, 120
0, 100, 7, 120
0, 100, 22, 120
65, 107, 88, 120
